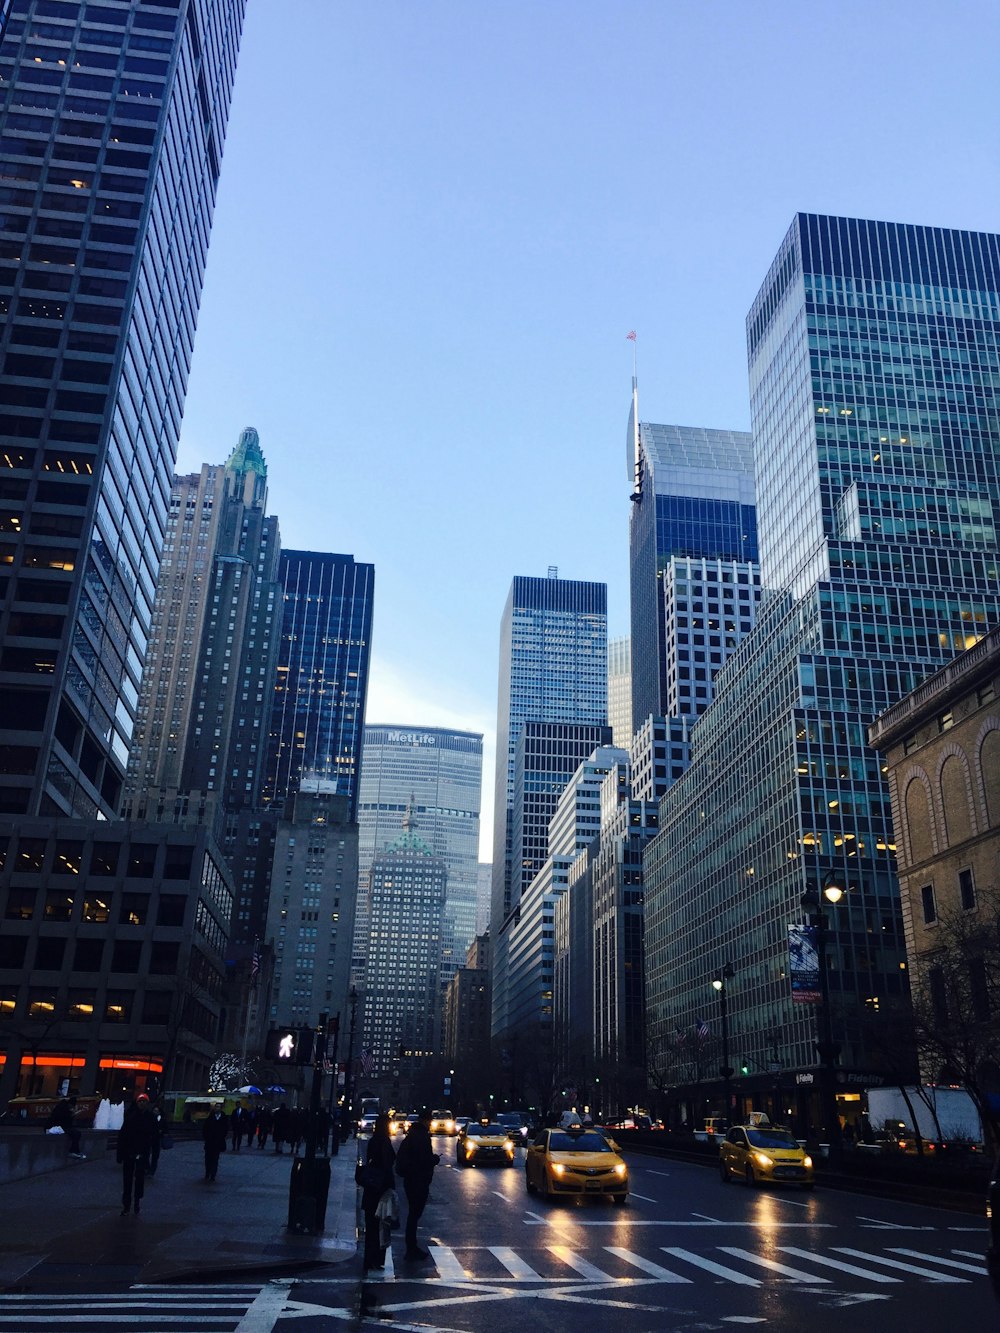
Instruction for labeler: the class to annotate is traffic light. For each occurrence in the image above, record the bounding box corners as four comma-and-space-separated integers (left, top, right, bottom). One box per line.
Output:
740, 1062, 750, 1076
265, 1026, 314, 1064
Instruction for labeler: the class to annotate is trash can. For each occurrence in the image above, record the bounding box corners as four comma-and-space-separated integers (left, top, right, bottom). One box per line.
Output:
288, 1156, 331, 1233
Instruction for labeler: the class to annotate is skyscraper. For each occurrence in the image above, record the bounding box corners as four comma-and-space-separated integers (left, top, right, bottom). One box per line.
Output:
354, 724, 483, 986
607, 635, 632, 747
644, 215, 1000, 1127
490, 572, 608, 933
263, 551, 374, 816
123, 427, 281, 820
627, 406, 757, 731
0, 0, 247, 819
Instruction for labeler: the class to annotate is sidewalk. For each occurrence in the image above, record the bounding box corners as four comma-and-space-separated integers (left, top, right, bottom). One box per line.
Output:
0, 1135, 362, 1292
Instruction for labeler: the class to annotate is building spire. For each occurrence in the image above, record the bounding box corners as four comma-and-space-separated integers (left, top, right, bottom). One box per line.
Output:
627, 335, 641, 502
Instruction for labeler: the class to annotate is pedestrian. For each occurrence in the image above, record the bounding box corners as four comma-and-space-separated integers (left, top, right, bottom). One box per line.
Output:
49, 1095, 85, 1159
272, 1102, 290, 1154
117, 1092, 158, 1215
289, 1106, 305, 1156
231, 1104, 246, 1152
394, 1107, 439, 1261
202, 1105, 229, 1182
360, 1112, 396, 1272
147, 1098, 166, 1176
257, 1105, 272, 1149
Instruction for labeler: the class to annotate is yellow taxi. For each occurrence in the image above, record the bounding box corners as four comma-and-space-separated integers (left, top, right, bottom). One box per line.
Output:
719, 1123, 814, 1188
430, 1109, 457, 1136
525, 1125, 629, 1204
389, 1111, 409, 1136
456, 1120, 517, 1168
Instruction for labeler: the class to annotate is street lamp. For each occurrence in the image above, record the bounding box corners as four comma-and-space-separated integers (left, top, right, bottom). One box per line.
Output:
340, 986, 358, 1143
711, 963, 735, 1127
800, 871, 844, 1162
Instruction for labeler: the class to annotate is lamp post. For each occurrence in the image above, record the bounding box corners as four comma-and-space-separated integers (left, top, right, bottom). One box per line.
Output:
711, 964, 735, 1127
340, 986, 358, 1143
800, 871, 844, 1164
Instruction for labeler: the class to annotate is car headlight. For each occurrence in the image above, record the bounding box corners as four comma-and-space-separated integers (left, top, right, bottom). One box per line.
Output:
551, 1162, 565, 1176
503, 1139, 515, 1151
753, 1152, 773, 1168
803, 1155, 813, 1168
465, 1142, 476, 1153
613, 1162, 627, 1177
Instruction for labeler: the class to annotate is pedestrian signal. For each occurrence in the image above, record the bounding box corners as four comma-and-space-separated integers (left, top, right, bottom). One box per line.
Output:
265, 1027, 314, 1064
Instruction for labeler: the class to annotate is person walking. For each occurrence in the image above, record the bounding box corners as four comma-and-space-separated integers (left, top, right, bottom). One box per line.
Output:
231, 1104, 246, 1152
117, 1092, 158, 1215
272, 1102, 290, 1154
257, 1105, 272, 1149
202, 1105, 229, 1182
360, 1112, 396, 1272
395, 1107, 439, 1261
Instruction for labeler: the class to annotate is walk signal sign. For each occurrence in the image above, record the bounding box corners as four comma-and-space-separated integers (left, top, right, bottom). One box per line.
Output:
265, 1026, 314, 1064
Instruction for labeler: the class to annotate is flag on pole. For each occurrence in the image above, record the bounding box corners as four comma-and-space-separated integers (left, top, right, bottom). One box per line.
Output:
696, 1017, 710, 1041
360, 1046, 374, 1076
674, 1026, 687, 1047
626, 330, 637, 341
250, 937, 261, 987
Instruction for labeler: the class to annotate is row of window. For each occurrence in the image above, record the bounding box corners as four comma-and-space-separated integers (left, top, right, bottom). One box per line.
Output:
0, 988, 169, 1024
919, 867, 977, 924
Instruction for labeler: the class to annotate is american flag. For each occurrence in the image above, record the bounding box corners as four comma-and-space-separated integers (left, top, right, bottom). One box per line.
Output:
674, 1026, 687, 1047
626, 330, 637, 341
696, 1018, 710, 1041
360, 1046, 374, 1076
249, 938, 261, 986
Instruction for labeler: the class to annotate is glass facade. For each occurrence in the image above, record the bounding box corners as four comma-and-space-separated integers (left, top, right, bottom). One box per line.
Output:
644, 215, 1000, 1112
262, 551, 374, 817
490, 573, 607, 932
0, 0, 246, 819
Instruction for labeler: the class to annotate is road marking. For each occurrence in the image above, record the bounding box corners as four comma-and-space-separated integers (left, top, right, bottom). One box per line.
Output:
649, 1170, 672, 1177
489, 1246, 544, 1279
778, 1246, 900, 1282
549, 1244, 615, 1280
833, 1247, 967, 1282
953, 1248, 990, 1261
606, 1246, 692, 1282
235, 1281, 291, 1332
629, 1192, 658, 1202
718, 1246, 830, 1282
523, 1217, 832, 1227
660, 1247, 761, 1286
430, 1244, 471, 1281
760, 1194, 811, 1208
888, 1248, 988, 1275
492, 1190, 510, 1201
691, 1212, 721, 1221
857, 1215, 935, 1231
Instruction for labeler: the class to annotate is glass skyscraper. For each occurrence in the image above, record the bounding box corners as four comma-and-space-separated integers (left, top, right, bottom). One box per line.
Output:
262, 551, 374, 817
644, 215, 1000, 1122
490, 572, 608, 933
0, 0, 246, 819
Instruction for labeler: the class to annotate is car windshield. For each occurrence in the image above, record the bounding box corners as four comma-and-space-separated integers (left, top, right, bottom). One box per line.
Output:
469, 1124, 505, 1137
548, 1132, 612, 1152
746, 1129, 799, 1149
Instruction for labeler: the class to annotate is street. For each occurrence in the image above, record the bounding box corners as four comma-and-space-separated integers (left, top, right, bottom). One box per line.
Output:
1, 1140, 995, 1332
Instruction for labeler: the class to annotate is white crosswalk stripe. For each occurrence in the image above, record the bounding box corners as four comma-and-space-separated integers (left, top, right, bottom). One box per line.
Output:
489, 1245, 545, 1279
718, 1246, 830, 1282
605, 1246, 692, 1282
548, 1244, 616, 1281
888, 1248, 988, 1276
832, 1247, 968, 1282
660, 1246, 761, 1286
429, 1243, 470, 1281
777, 1245, 901, 1282
0, 1285, 261, 1331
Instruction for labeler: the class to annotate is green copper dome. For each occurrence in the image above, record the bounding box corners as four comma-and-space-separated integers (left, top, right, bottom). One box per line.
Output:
226, 426, 267, 478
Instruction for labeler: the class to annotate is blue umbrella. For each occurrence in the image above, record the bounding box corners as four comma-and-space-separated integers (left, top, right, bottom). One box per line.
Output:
238, 1085, 263, 1095
266, 1085, 285, 1094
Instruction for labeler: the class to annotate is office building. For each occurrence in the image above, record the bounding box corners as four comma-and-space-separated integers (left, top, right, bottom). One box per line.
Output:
123, 427, 281, 821
644, 215, 1000, 1130
490, 572, 608, 933
362, 810, 447, 1090
354, 725, 483, 988
263, 551, 374, 816
607, 636, 632, 747
0, 0, 247, 820
627, 405, 757, 732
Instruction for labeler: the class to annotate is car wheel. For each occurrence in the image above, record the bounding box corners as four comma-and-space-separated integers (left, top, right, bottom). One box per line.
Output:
745, 1165, 756, 1187
719, 1158, 730, 1183
613, 1193, 627, 1206
525, 1169, 536, 1195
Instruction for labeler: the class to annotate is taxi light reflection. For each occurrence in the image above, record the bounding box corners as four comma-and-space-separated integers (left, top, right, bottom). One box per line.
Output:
503, 1139, 515, 1151
753, 1152, 773, 1168
613, 1162, 627, 1177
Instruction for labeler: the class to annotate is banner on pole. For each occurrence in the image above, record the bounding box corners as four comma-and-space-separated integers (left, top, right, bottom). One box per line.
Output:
789, 924, 820, 1003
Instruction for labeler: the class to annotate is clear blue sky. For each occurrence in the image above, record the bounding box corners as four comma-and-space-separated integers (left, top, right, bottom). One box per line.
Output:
177, 0, 1000, 856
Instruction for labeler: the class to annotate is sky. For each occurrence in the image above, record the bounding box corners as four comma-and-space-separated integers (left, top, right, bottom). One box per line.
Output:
176, 0, 1000, 860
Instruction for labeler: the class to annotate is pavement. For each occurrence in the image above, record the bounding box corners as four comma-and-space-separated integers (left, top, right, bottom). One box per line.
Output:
0, 1133, 363, 1292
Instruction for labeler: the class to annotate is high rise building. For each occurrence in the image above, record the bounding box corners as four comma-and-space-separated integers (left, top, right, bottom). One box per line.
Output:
123, 427, 281, 820
627, 408, 757, 731
644, 215, 1000, 1129
362, 809, 447, 1089
607, 636, 632, 747
490, 572, 608, 933
263, 551, 374, 816
0, 0, 247, 820
354, 725, 483, 989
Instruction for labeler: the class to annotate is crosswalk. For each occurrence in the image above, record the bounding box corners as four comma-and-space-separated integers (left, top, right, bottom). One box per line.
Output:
361, 1241, 990, 1289
0, 1283, 265, 1332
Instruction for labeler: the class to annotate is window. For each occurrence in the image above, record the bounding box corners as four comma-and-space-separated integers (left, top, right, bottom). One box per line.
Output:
958, 868, 976, 912
15, 838, 47, 872
141, 990, 172, 1024
111, 940, 141, 971
928, 967, 948, 1022
28, 989, 58, 1020
104, 991, 131, 1023
5, 887, 35, 919
118, 893, 146, 925
44, 889, 74, 921
89, 842, 119, 876
969, 958, 991, 1021
920, 884, 937, 925
127, 843, 156, 876
82, 895, 110, 923
66, 990, 97, 1021
34, 936, 65, 970
157, 894, 185, 927
73, 938, 104, 971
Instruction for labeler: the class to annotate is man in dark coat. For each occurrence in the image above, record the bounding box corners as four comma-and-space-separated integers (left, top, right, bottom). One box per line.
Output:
361, 1112, 396, 1272
395, 1107, 439, 1260
202, 1106, 229, 1182
117, 1093, 158, 1215
272, 1102, 291, 1153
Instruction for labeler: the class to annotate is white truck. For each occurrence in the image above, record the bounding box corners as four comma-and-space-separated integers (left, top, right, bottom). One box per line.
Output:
864, 1085, 983, 1146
